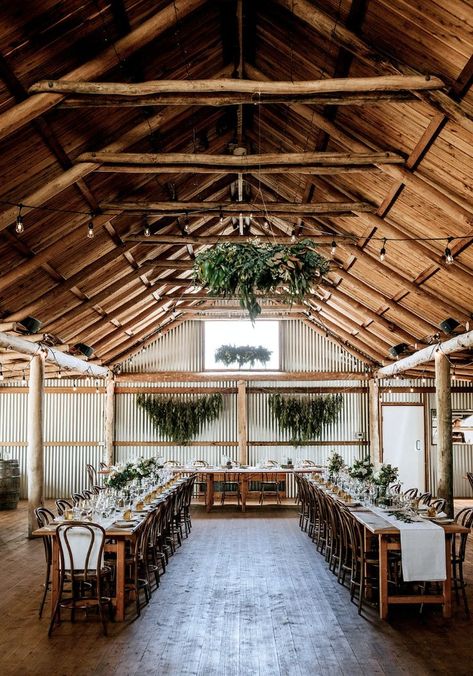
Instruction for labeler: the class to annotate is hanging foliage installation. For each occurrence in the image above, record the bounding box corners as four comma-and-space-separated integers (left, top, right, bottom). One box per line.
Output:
193, 239, 329, 321
215, 344, 272, 368
268, 393, 344, 445
137, 393, 223, 445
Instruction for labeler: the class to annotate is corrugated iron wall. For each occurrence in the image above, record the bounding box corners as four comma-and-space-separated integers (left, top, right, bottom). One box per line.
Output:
2, 321, 472, 499
0, 385, 104, 498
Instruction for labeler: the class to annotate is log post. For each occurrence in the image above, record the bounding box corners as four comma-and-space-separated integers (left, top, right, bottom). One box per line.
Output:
27, 354, 44, 538
105, 375, 115, 466
435, 351, 453, 518
237, 380, 248, 465
368, 379, 381, 466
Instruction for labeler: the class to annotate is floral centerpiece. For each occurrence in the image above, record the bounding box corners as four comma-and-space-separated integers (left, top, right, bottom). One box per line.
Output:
348, 457, 374, 481
372, 463, 398, 487
327, 451, 345, 481
105, 457, 159, 490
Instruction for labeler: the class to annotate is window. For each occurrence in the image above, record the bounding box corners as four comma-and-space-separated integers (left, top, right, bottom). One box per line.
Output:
204, 320, 280, 370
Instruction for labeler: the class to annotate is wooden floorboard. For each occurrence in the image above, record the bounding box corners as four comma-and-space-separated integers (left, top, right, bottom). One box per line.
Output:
1, 501, 473, 676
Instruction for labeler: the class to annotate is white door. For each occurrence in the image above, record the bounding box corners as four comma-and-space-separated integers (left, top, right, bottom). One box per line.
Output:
381, 404, 425, 492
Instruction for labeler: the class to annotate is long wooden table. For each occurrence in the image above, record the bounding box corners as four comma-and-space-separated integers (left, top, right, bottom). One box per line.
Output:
350, 507, 468, 619
191, 467, 320, 512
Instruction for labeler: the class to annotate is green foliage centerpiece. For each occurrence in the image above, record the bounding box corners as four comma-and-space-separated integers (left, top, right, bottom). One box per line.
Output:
215, 344, 272, 368
327, 451, 345, 481
268, 393, 343, 446
193, 238, 329, 321
105, 457, 159, 490
348, 457, 374, 481
137, 393, 223, 445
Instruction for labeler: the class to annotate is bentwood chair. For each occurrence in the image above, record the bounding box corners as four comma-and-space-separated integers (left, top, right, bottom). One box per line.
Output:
452, 507, 473, 617
220, 472, 241, 506
48, 523, 113, 636
259, 473, 283, 505
403, 488, 419, 500
55, 498, 73, 516
429, 498, 446, 512
34, 506, 55, 618
86, 463, 98, 488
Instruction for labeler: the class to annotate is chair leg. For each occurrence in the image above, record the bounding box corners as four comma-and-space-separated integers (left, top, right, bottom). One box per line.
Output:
39, 565, 51, 619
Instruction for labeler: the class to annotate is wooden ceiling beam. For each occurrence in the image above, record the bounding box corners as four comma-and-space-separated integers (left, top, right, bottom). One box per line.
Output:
58, 92, 417, 107
274, 0, 473, 135
377, 330, 473, 378
127, 234, 354, 246
30, 74, 444, 97
102, 199, 376, 215
0, 0, 207, 144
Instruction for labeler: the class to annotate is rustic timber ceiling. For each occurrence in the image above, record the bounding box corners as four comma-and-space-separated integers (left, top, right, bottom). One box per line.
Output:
0, 0, 472, 379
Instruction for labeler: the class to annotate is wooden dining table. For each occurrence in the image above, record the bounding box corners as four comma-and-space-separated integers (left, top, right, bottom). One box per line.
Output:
350, 507, 468, 619
189, 467, 321, 512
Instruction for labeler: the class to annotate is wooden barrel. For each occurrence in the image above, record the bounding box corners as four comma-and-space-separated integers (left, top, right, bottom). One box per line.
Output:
0, 459, 20, 510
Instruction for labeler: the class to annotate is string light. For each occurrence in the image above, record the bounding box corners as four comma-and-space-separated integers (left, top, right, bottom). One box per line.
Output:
379, 238, 386, 262
219, 209, 224, 225
331, 240, 337, 256
0, 365, 3, 381
291, 230, 297, 243
144, 223, 151, 238
15, 204, 24, 234
87, 217, 94, 239
444, 237, 454, 264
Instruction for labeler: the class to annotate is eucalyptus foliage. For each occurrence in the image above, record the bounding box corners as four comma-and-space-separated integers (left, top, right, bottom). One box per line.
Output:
268, 393, 343, 445
137, 393, 223, 445
193, 238, 329, 321
215, 344, 272, 368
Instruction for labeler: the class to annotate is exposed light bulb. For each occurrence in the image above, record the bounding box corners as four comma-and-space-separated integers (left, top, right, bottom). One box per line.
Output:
379, 238, 386, 262
0, 369, 3, 381
87, 221, 94, 239
15, 214, 24, 234
291, 232, 297, 243
144, 224, 151, 237
331, 240, 337, 256
264, 220, 269, 230
444, 246, 454, 264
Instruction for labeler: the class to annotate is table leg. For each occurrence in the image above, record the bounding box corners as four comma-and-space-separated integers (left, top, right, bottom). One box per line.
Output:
206, 473, 214, 512
241, 475, 248, 512
379, 535, 389, 620
50, 537, 60, 619
442, 534, 453, 618
115, 540, 126, 622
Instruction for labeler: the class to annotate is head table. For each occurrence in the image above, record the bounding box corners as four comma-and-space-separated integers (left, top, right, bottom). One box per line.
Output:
175, 466, 321, 512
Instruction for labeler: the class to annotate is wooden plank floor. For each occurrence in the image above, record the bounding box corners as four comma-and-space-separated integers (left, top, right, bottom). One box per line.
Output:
1, 501, 473, 676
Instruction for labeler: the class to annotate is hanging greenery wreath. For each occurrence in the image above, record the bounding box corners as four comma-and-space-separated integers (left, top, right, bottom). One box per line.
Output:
268, 393, 344, 446
137, 393, 223, 445
193, 238, 329, 321
215, 344, 272, 368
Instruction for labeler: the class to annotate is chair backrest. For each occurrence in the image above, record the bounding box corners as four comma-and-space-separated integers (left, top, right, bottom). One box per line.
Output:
303, 459, 317, 467
192, 459, 209, 467
71, 492, 85, 505
86, 463, 97, 487
164, 460, 180, 467
34, 506, 55, 528
99, 461, 109, 470
403, 487, 418, 499
430, 498, 446, 512
57, 523, 106, 575
418, 492, 432, 506
55, 498, 73, 516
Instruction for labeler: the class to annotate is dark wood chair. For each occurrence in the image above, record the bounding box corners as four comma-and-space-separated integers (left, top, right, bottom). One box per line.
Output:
452, 507, 473, 617
34, 506, 55, 618
55, 498, 73, 516
48, 523, 113, 636
86, 463, 97, 487
221, 472, 241, 506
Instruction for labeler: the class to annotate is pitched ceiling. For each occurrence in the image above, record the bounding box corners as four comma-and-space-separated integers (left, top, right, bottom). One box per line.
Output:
0, 0, 472, 379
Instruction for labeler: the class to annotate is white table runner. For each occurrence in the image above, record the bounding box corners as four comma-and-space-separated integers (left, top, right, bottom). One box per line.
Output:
372, 507, 446, 581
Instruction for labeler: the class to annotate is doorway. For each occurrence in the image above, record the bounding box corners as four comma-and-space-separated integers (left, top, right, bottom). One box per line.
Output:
381, 404, 426, 492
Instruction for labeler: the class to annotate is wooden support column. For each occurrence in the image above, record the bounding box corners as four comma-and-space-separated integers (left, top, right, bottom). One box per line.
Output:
237, 380, 248, 465
105, 375, 115, 466
27, 354, 44, 538
369, 379, 381, 466
435, 351, 453, 518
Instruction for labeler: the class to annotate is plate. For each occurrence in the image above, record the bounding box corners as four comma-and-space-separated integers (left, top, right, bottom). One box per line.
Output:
113, 520, 137, 528
431, 517, 454, 524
